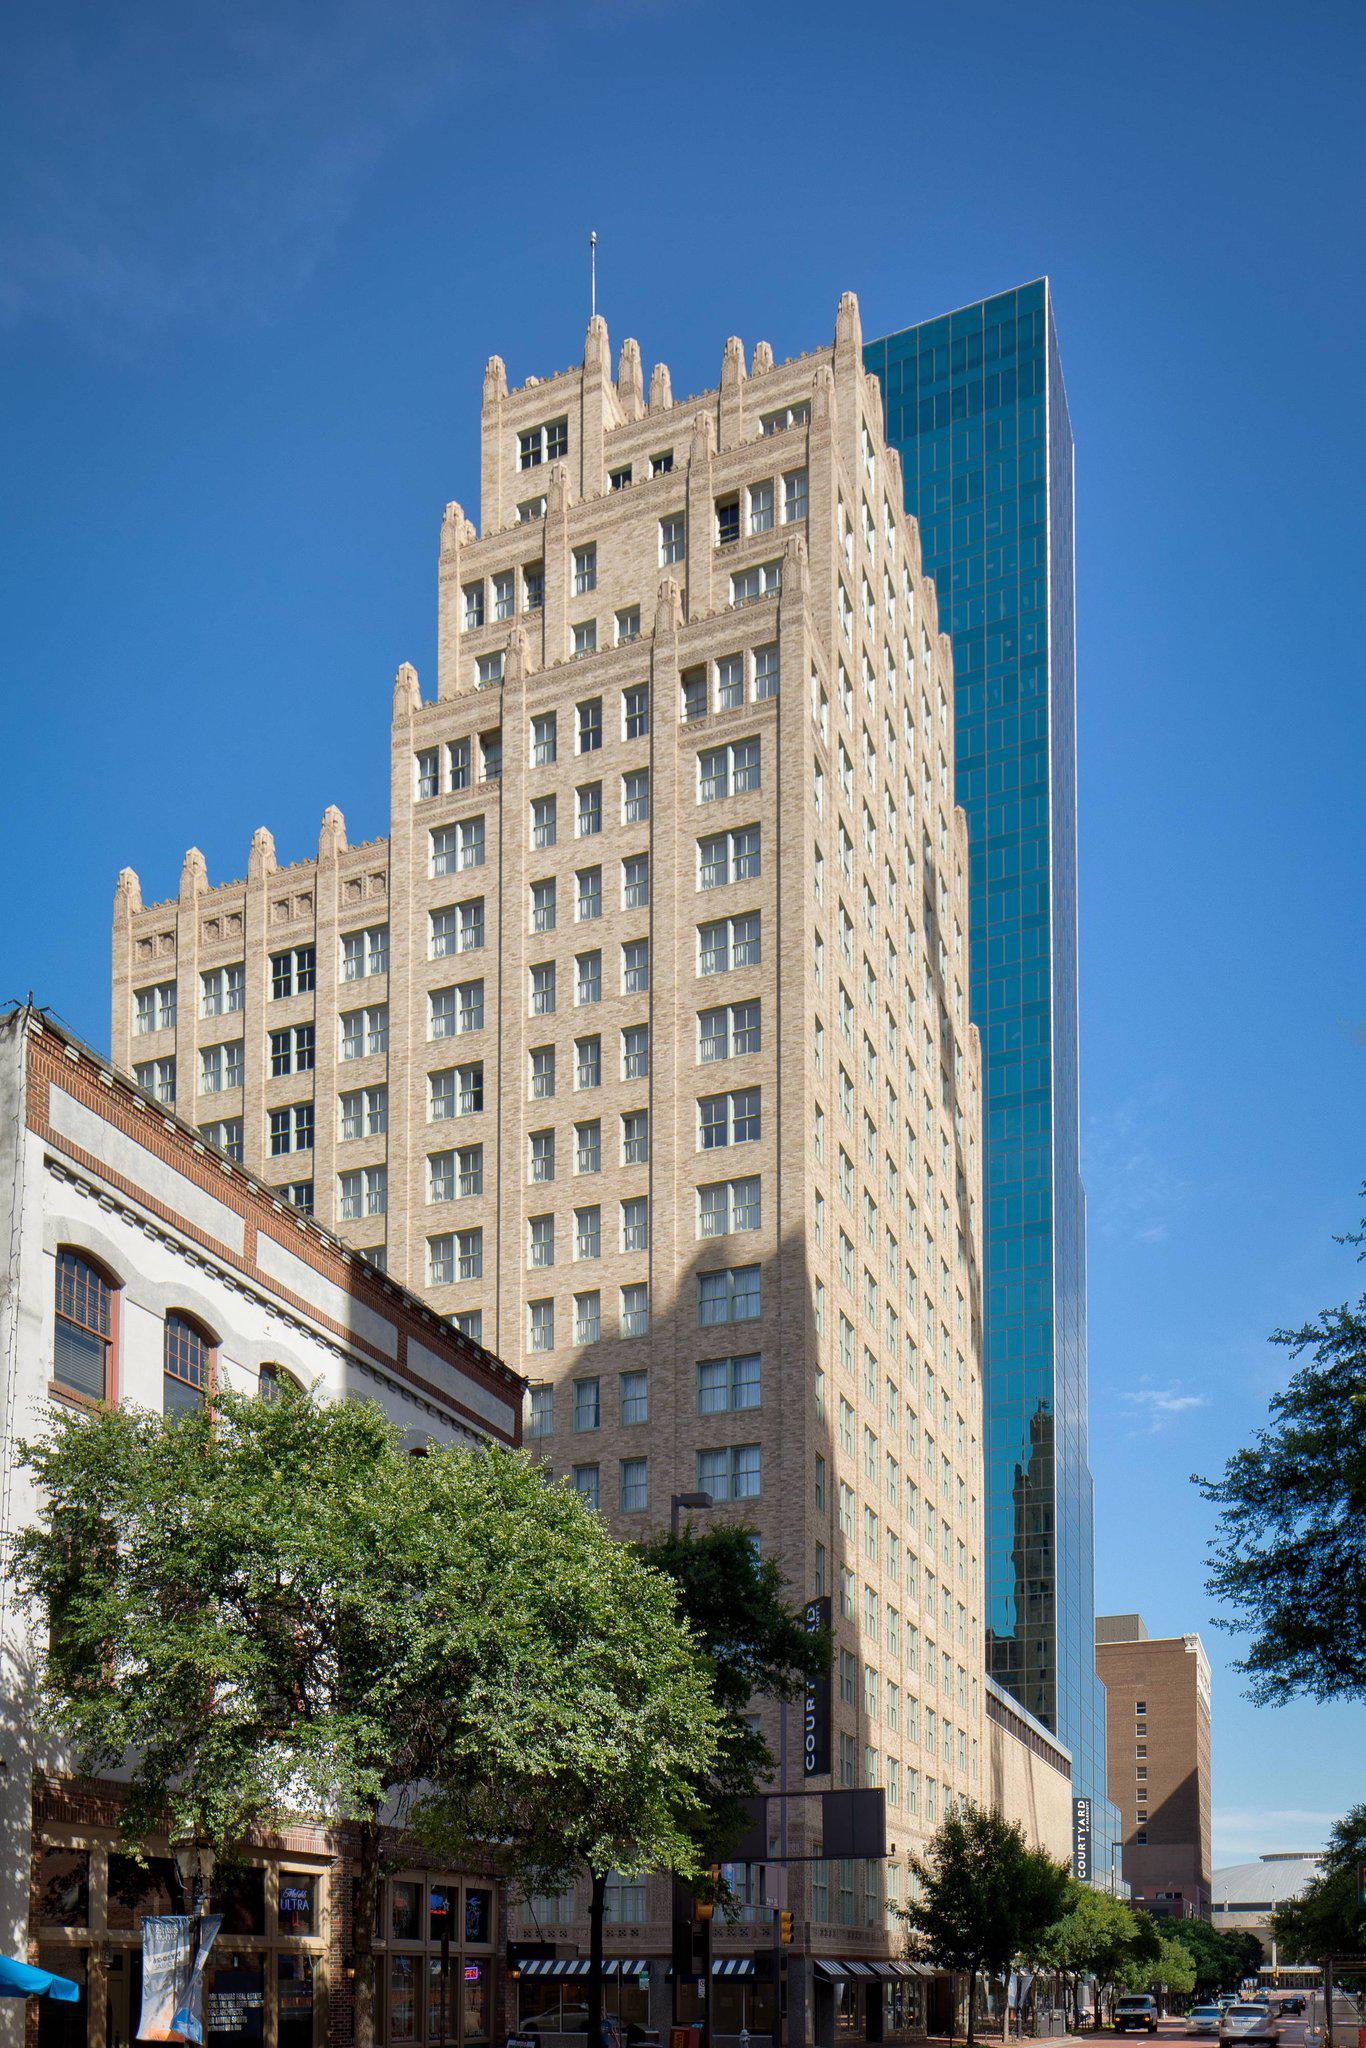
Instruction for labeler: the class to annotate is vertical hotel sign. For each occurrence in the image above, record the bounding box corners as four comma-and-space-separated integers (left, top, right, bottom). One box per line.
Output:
803, 1596, 832, 1777
1072, 1797, 1092, 1884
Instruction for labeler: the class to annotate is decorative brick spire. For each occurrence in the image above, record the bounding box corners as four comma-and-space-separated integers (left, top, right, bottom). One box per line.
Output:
648, 362, 672, 411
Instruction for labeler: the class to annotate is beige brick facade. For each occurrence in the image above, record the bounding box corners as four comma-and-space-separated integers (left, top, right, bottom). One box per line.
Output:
112, 293, 988, 1965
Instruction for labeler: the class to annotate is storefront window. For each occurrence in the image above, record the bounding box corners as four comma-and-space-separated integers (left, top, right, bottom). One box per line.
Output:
391, 1882, 422, 1942
216, 1867, 267, 1937
206, 1961, 265, 2048
108, 1854, 182, 1929
429, 1885, 455, 1945
277, 1955, 314, 2048
35, 1850, 89, 1927
427, 1957, 454, 2044
463, 1888, 492, 1946
389, 1956, 417, 2042
37, 1947, 86, 2048
461, 1961, 489, 2046
277, 1875, 317, 1937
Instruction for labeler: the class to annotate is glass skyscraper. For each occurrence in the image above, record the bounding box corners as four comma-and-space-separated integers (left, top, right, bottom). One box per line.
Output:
866, 282, 1119, 1878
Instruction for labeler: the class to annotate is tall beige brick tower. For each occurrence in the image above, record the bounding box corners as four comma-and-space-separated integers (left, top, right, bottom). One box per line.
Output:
113, 294, 998, 2038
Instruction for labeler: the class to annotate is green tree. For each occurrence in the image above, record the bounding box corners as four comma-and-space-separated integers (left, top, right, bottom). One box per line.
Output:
632, 1522, 829, 1861
1122, 1934, 1196, 2004
1168, 1917, 1255, 1996
901, 1803, 1072, 2046
1032, 1888, 1152, 2029
12, 1392, 721, 2048
1195, 1202, 1366, 1705
1272, 1805, 1366, 1962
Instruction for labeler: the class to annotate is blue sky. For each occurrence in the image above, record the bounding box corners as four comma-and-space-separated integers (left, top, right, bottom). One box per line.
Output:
2, 0, 1362, 1868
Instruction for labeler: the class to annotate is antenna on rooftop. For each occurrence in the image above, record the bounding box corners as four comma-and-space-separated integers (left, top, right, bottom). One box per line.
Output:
590, 230, 597, 321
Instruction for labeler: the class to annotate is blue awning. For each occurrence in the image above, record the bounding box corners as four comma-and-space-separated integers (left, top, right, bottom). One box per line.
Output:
0, 1956, 81, 2002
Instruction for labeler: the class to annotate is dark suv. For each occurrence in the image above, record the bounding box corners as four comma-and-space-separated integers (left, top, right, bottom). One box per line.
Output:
1115, 1996, 1160, 2033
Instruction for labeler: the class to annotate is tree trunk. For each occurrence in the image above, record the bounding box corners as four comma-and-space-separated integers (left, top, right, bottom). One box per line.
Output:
965, 1966, 977, 2048
353, 1821, 382, 2048
587, 1866, 607, 2048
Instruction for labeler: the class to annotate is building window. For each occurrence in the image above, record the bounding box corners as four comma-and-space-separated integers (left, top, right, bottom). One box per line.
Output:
572, 621, 597, 657
574, 1205, 602, 1260
571, 1464, 599, 1509
682, 667, 708, 723
623, 769, 650, 824
609, 464, 632, 492
783, 469, 809, 522
698, 738, 760, 801
530, 877, 557, 934
134, 981, 177, 1035
698, 1001, 761, 1062
338, 1165, 387, 1219
620, 1283, 649, 1337
531, 796, 557, 850
572, 546, 598, 596
574, 1290, 601, 1345
531, 712, 557, 766
577, 783, 603, 837
199, 1118, 243, 1162
338, 1085, 387, 1141
620, 1371, 649, 1425
760, 402, 809, 436
519, 418, 568, 469
716, 653, 744, 711
698, 1088, 760, 1149
659, 514, 686, 565
475, 651, 505, 687
528, 1215, 555, 1272
622, 684, 649, 738
53, 1250, 115, 1401
268, 1103, 313, 1156
621, 940, 649, 995
620, 1193, 650, 1250
528, 1129, 556, 1183
616, 608, 641, 647
575, 1120, 601, 1175
199, 1042, 244, 1095
621, 1024, 649, 1081
341, 927, 388, 980
697, 1176, 761, 1237
529, 961, 557, 1017
340, 1004, 389, 1058
577, 697, 603, 753
270, 1025, 315, 1077
753, 643, 780, 699
696, 1352, 760, 1414
576, 867, 602, 922
697, 1443, 760, 1501
530, 1044, 557, 1100
731, 560, 782, 607
716, 497, 740, 547
164, 1312, 211, 1417
202, 964, 246, 1017
622, 855, 650, 910
698, 912, 761, 975
697, 1265, 761, 1326
527, 1385, 554, 1438
523, 562, 545, 610
574, 1378, 601, 1432
619, 1459, 649, 1514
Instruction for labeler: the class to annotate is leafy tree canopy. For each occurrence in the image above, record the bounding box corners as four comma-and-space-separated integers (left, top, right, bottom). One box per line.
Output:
902, 1804, 1072, 2045
1196, 1201, 1366, 1706
632, 1521, 829, 1863
1272, 1804, 1366, 1962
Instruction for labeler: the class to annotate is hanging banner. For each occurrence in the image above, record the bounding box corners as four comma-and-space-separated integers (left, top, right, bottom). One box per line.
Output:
802, 1595, 832, 1778
138, 1914, 223, 2043
1072, 1797, 1093, 1884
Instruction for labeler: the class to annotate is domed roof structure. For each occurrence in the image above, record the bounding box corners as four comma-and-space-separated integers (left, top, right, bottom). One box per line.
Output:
1211, 1852, 1323, 1909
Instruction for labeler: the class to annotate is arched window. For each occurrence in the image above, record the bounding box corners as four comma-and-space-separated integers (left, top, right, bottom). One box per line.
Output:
257, 1363, 302, 1402
163, 1314, 213, 1418
54, 1250, 116, 1402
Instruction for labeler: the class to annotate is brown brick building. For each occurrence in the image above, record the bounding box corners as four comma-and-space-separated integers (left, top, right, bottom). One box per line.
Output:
1095, 1614, 1213, 1919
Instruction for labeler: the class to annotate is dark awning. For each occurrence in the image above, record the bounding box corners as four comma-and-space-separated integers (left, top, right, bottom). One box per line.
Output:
518, 1959, 653, 1980
813, 1959, 935, 1982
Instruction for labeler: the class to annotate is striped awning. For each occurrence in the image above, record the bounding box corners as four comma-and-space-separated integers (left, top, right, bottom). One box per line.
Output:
711, 1959, 754, 1979
813, 1959, 933, 1982
516, 1959, 652, 1979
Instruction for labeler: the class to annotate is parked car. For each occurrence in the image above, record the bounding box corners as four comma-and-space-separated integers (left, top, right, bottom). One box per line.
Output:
1189, 2005, 1224, 2035
1274, 1998, 1306, 2019
1116, 1996, 1160, 2034
1219, 2004, 1279, 2046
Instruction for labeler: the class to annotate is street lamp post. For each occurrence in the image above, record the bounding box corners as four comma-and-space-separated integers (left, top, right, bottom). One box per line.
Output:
670, 1491, 714, 1537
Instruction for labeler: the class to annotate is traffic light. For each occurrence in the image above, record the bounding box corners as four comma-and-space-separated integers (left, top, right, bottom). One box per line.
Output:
778, 1910, 794, 1947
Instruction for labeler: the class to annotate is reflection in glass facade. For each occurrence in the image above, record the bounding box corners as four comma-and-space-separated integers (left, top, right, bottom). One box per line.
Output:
866, 282, 1119, 1879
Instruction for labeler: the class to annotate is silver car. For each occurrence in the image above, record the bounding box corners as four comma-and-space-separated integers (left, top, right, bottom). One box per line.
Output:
1220, 2005, 1279, 2046
1189, 2007, 1223, 2036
